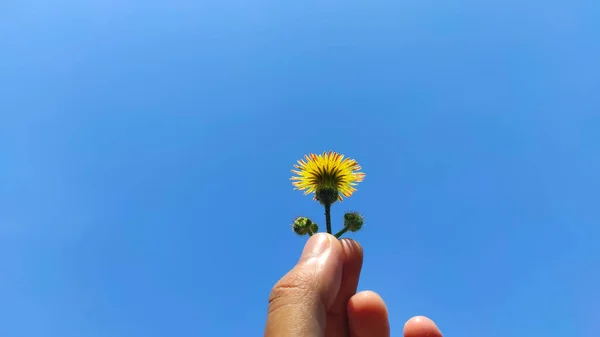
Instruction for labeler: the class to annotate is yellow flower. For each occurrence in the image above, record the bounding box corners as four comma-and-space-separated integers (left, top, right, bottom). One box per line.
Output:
291, 151, 365, 202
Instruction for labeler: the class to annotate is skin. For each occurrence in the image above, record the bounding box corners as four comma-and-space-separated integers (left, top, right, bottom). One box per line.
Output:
265, 233, 443, 337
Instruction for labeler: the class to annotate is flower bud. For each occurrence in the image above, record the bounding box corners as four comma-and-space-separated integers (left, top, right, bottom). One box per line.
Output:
292, 216, 314, 236
344, 212, 364, 232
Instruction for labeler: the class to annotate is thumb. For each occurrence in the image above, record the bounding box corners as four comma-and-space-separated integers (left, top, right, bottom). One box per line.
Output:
265, 233, 345, 337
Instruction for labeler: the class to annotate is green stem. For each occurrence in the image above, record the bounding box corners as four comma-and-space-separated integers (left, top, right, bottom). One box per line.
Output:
325, 203, 332, 234
333, 226, 350, 239
308, 231, 314, 236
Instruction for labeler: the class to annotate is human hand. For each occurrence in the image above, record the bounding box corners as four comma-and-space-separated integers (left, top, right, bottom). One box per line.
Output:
265, 233, 443, 337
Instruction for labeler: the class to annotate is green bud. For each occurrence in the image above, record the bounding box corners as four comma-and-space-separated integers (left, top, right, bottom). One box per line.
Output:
292, 216, 313, 236
310, 223, 319, 234
344, 212, 364, 232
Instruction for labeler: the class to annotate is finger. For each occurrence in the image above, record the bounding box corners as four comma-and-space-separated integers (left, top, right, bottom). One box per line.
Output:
404, 316, 442, 337
347, 291, 390, 337
265, 233, 345, 337
325, 239, 364, 337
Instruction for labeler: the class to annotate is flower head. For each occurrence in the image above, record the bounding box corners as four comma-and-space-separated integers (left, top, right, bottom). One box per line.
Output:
291, 151, 365, 202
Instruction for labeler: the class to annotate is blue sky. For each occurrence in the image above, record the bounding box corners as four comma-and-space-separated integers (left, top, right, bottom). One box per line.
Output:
1, 0, 599, 336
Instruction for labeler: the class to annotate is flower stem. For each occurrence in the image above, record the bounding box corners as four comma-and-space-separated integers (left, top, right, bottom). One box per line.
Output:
325, 203, 332, 234
334, 226, 350, 239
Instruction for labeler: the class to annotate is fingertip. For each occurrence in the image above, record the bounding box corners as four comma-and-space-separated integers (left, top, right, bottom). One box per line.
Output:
299, 233, 339, 261
404, 316, 442, 337
347, 291, 390, 337
339, 238, 364, 261
298, 233, 345, 308
265, 233, 346, 337
348, 291, 388, 315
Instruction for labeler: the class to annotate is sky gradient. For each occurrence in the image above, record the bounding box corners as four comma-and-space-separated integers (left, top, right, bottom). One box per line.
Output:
1, 0, 599, 336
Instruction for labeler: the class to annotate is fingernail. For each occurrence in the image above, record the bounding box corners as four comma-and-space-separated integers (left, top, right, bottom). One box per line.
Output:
300, 233, 331, 259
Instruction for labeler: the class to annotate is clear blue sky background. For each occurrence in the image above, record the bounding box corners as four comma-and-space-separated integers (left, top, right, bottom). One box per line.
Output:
1, 1, 599, 336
